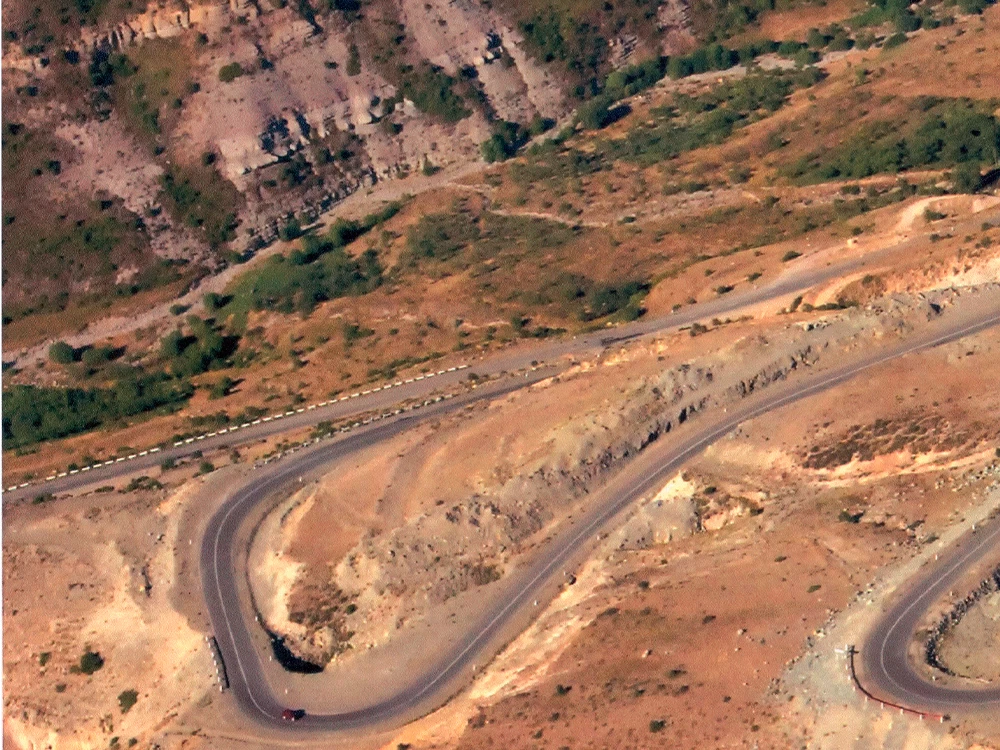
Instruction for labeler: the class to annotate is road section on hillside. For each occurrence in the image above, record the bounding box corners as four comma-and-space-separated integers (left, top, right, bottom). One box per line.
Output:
861, 508, 1000, 710
8, 214, 995, 504
202, 299, 1000, 731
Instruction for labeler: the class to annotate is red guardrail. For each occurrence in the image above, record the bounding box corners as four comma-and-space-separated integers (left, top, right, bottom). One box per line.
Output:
846, 645, 947, 723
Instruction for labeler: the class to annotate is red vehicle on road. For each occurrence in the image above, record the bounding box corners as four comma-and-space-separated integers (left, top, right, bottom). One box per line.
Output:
281, 708, 305, 721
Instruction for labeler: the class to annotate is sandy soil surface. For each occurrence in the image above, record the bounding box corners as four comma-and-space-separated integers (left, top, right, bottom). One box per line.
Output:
3, 482, 215, 749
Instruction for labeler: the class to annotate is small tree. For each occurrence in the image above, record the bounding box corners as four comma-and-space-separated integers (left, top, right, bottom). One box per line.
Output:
49, 341, 75, 364
953, 161, 982, 194
118, 689, 138, 714
81, 346, 113, 368
210, 376, 235, 399
218, 62, 244, 83
78, 650, 104, 675
203, 292, 223, 312
346, 44, 361, 76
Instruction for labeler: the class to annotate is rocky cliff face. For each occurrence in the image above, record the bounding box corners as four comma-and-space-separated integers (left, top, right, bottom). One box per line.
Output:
1, 0, 582, 271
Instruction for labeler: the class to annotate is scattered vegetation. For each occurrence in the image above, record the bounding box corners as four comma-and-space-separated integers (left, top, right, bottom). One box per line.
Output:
511, 0, 661, 98
123, 475, 163, 492
397, 63, 471, 123
158, 164, 242, 249
783, 99, 999, 185
595, 68, 824, 167
220, 203, 399, 320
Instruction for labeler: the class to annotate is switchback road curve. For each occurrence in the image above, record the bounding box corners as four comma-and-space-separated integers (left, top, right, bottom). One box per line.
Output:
203, 302, 1000, 732
861, 505, 1000, 710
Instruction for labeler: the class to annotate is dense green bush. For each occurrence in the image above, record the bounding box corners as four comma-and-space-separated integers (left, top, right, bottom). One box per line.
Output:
581, 281, 649, 321
667, 43, 741, 78
218, 62, 245, 83
77, 650, 104, 675
399, 64, 470, 122
603, 57, 669, 99
481, 121, 529, 162
118, 690, 138, 714
160, 316, 239, 377
48, 341, 75, 365
3, 374, 193, 449
236, 240, 383, 316
952, 161, 983, 193
88, 49, 135, 87
221, 203, 398, 319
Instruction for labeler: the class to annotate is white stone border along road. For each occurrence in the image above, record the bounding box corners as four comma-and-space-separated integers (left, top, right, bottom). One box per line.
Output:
7, 365, 471, 493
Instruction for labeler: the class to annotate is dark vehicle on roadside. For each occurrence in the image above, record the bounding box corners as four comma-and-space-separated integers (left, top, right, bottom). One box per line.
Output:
281, 708, 305, 721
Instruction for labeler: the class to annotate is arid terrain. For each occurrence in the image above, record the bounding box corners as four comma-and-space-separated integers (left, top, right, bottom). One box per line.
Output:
5, 0, 1000, 746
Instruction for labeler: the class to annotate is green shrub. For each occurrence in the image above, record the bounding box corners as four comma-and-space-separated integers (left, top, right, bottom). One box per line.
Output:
159, 317, 236, 377
117, 689, 138, 714
581, 281, 649, 321
49, 341, 75, 365
346, 44, 361, 76
78, 650, 104, 675
952, 161, 982, 193
81, 346, 115, 368
210, 376, 235, 399
124, 475, 163, 492
398, 63, 470, 122
882, 32, 908, 49
89, 49, 135, 87
203, 292, 223, 312
481, 121, 529, 162
218, 62, 244, 83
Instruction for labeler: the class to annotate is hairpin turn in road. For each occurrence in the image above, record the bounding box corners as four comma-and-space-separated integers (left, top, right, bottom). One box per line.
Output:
201, 302, 1000, 732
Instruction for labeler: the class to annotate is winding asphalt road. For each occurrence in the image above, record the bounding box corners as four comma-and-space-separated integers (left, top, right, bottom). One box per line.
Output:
9, 205, 998, 505
861, 505, 1000, 710
6, 213, 1000, 729
201, 301, 1000, 731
